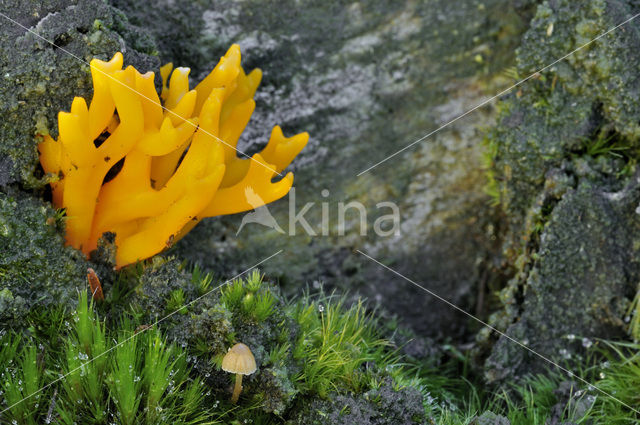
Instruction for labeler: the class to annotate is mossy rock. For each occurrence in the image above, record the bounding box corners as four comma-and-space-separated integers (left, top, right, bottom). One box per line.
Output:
0, 0, 158, 187
484, 0, 640, 380
0, 189, 88, 322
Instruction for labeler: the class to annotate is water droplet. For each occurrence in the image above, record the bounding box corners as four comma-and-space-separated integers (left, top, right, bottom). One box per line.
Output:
559, 349, 571, 360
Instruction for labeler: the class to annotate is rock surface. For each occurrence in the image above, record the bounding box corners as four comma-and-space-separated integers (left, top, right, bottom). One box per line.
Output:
285, 379, 425, 425
486, 177, 640, 380
0, 0, 158, 187
0, 0, 537, 341
6, 0, 636, 396
112, 0, 536, 338
484, 0, 640, 380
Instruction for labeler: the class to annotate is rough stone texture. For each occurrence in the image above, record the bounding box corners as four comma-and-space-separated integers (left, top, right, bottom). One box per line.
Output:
486, 175, 640, 380
112, 0, 536, 338
489, 0, 640, 248
484, 0, 640, 380
0, 0, 159, 188
0, 0, 517, 421
546, 381, 596, 425
0, 0, 537, 342
4, 0, 636, 420
0, 188, 89, 322
285, 379, 425, 425
5, 0, 635, 395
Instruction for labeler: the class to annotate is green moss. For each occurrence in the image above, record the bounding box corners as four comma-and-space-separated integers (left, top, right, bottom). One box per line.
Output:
108, 6, 158, 56
481, 0, 640, 381
0, 270, 436, 423
291, 298, 384, 397
4, 267, 640, 424
166, 289, 187, 315
586, 341, 640, 423
519, 1, 640, 138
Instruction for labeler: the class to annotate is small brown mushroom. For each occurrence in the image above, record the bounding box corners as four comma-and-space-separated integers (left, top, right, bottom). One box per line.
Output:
221, 342, 257, 403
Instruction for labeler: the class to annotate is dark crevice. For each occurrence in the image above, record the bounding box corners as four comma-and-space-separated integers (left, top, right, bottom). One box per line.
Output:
94, 113, 120, 148
52, 33, 71, 49
93, 131, 111, 148
103, 157, 125, 184
42, 183, 52, 203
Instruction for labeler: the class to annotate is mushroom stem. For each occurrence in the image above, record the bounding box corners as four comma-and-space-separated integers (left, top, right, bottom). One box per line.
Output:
231, 373, 243, 403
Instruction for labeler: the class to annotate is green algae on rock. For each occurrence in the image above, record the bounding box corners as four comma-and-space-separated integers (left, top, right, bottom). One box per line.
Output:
484, 0, 640, 381
0, 0, 159, 188
488, 0, 640, 247
486, 178, 640, 380
286, 378, 425, 425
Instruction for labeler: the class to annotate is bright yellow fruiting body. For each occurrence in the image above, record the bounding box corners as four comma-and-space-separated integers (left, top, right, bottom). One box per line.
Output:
38, 45, 308, 268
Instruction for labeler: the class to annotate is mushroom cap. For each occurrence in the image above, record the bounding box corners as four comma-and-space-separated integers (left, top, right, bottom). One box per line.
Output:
221, 342, 257, 375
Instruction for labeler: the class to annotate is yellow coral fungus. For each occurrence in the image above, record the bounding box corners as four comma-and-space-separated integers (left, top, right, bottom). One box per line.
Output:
38, 45, 308, 268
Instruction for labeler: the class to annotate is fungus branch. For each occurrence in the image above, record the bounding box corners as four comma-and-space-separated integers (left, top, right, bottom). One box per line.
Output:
38, 45, 308, 268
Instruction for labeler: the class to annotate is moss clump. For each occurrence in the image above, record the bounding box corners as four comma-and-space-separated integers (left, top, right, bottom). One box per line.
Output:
0, 291, 211, 425
125, 258, 199, 332
0, 271, 433, 424
5, 267, 640, 424
0, 188, 88, 323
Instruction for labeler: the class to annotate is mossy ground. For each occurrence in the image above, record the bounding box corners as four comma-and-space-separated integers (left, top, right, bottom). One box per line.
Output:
1, 267, 436, 424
